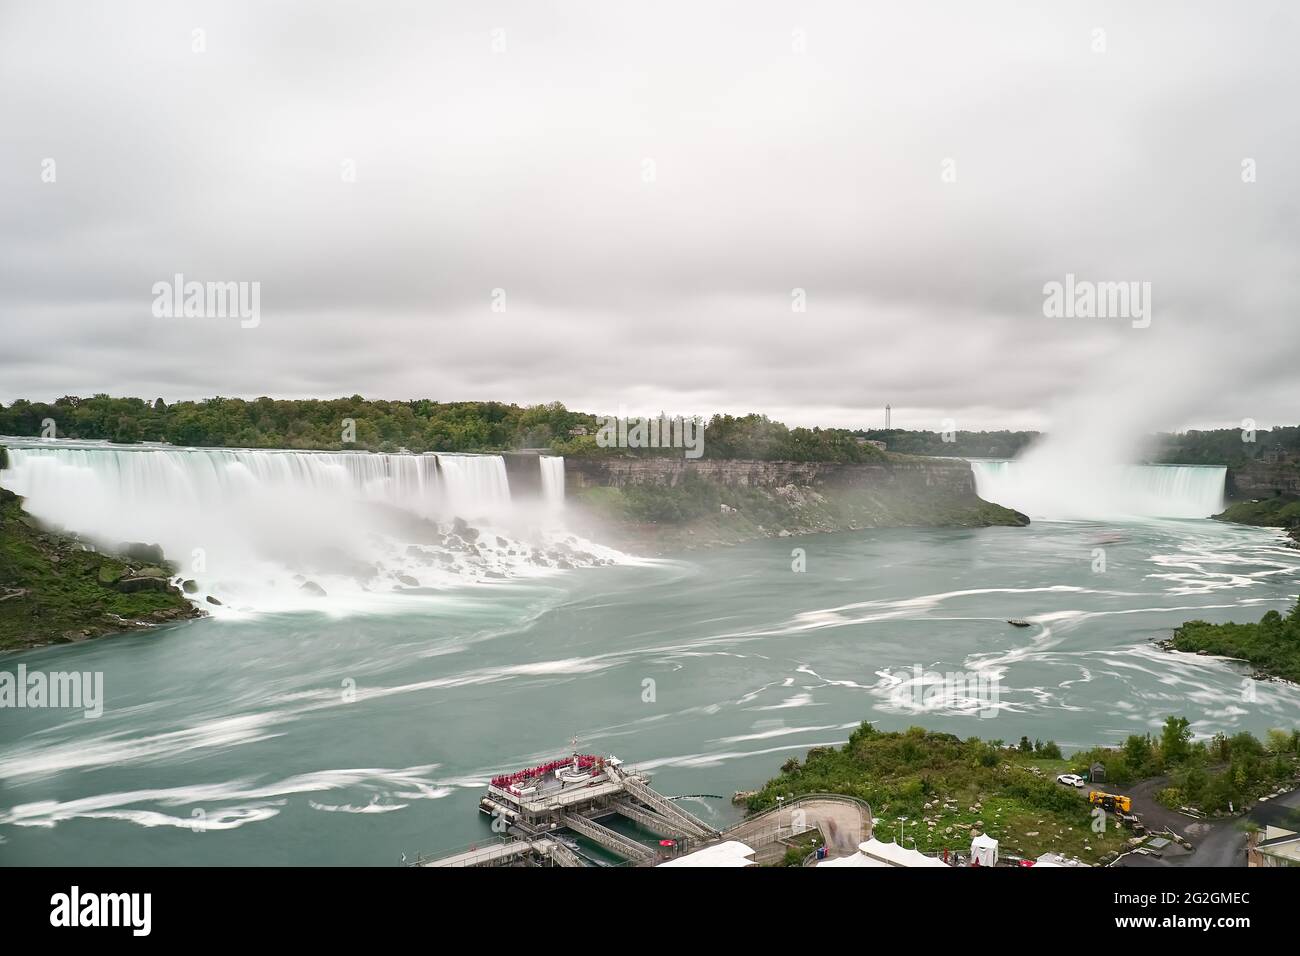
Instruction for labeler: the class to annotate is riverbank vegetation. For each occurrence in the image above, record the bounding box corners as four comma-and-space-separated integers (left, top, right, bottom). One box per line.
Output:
749, 723, 1130, 863
750, 718, 1300, 863
1166, 598, 1300, 684
1066, 715, 1300, 814
0, 487, 199, 650
1215, 495, 1300, 535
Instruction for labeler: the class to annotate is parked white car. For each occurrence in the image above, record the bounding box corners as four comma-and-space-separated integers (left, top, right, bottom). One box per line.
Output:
1056, 773, 1085, 788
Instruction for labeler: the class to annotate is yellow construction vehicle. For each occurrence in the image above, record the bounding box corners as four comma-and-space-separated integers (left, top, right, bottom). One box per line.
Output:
1088, 790, 1131, 814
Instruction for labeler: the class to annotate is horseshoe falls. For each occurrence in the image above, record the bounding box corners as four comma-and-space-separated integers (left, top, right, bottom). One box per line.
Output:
970, 460, 1226, 520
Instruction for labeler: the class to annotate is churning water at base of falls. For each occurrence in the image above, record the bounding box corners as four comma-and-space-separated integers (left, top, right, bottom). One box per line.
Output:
0, 441, 617, 615
2, 514, 1298, 865
971, 460, 1227, 520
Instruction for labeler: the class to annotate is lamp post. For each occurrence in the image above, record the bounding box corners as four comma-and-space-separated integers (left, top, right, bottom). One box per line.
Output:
896, 816, 908, 844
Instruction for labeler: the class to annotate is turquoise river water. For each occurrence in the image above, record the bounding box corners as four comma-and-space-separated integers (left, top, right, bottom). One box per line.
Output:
2, 517, 1298, 865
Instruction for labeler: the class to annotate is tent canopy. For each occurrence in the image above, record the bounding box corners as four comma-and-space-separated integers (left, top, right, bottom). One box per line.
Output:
856, 838, 950, 868
658, 840, 756, 867
970, 833, 999, 866
817, 851, 892, 867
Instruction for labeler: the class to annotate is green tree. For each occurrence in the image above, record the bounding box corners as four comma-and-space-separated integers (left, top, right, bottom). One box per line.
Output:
1160, 716, 1192, 764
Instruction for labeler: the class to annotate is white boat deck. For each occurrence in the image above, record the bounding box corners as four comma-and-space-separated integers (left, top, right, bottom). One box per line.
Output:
488, 772, 645, 814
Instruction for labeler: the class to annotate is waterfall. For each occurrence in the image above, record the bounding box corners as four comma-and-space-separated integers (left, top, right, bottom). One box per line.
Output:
434, 454, 512, 517
539, 456, 565, 511
1, 443, 448, 520
971, 459, 1226, 520
0, 441, 621, 614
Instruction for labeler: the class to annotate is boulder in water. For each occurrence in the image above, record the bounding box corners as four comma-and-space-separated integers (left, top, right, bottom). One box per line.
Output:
206, 595, 223, 606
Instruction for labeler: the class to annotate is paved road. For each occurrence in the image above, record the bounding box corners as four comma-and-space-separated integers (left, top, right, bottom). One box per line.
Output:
1112, 777, 1300, 867
725, 796, 872, 864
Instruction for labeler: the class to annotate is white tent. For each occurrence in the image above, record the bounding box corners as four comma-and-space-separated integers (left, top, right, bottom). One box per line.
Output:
970, 833, 999, 867
1033, 852, 1087, 868
854, 838, 950, 868
657, 840, 756, 867
817, 850, 892, 867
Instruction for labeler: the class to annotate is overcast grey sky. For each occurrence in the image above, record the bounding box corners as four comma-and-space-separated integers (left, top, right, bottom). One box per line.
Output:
1, 1, 1297, 432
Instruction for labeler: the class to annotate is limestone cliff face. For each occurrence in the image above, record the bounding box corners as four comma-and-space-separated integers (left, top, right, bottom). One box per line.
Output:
565, 456, 978, 495
563, 455, 1024, 552
1228, 455, 1300, 498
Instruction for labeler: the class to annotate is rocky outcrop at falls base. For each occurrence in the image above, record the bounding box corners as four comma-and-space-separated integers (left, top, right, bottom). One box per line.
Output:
564, 455, 1028, 552
0, 487, 202, 651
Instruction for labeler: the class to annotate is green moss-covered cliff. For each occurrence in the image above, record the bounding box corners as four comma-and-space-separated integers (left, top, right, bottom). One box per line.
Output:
0, 487, 201, 651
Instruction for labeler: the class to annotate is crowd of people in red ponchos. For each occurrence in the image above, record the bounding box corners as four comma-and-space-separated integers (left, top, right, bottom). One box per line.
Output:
490, 755, 603, 790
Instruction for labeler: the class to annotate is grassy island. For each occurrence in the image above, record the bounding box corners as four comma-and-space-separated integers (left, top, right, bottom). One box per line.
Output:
1167, 598, 1300, 684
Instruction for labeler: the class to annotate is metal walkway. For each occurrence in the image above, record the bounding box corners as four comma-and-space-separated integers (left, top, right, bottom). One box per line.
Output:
561, 813, 656, 863
419, 840, 535, 868
612, 799, 687, 838
533, 838, 587, 868
623, 779, 717, 839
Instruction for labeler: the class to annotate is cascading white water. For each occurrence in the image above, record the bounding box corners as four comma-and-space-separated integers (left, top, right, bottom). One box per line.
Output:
971, 459, 1226, 520
433, 454, 512, 518
539, 456, 565, 511
0, 441, 621, 614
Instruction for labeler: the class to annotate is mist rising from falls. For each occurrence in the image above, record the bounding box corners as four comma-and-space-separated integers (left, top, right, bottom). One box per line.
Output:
0, 442, 621, 615
972, 459, 1226, 520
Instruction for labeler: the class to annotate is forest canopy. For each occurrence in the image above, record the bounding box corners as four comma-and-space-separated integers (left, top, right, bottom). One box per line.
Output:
1, 395, 1296, 465
0, 396, 883, 462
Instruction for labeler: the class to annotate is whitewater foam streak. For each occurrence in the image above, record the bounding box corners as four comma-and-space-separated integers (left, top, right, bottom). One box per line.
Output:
0, 764, 451, 830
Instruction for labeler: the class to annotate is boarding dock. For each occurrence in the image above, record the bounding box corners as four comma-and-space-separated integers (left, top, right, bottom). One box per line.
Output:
409, 748, 872, 867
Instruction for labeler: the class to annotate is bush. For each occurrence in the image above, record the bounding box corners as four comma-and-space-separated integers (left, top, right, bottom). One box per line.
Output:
1156, 787, 1184, 809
